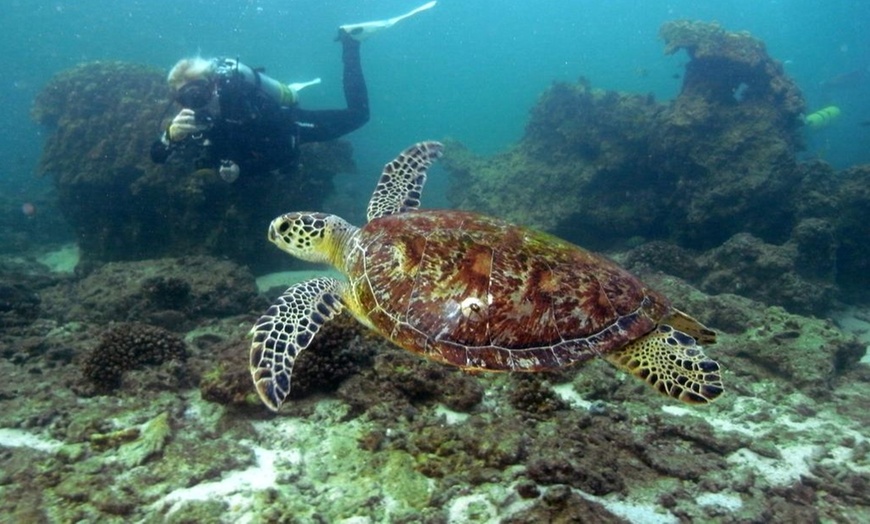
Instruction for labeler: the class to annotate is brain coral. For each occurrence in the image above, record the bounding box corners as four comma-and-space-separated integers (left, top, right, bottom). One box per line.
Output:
82, 322, 187, 391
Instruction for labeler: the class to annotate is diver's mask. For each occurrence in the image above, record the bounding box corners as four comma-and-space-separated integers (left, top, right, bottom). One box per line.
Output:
175, 79, 214, 110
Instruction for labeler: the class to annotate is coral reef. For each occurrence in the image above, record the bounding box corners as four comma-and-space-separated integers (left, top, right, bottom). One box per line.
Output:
698, 231, 837, 315
625, 226, 839, 316
444, 82, 663, 238
81, 322, 188, 392
445, 21, 805, 247
653, 21, 805, 247
793, 162, 870, 301
0, 243, 868, 522
659, 20, 803, 127
38, 255, 263, 329
32, 61, 355, 273
442, 21, 869, 314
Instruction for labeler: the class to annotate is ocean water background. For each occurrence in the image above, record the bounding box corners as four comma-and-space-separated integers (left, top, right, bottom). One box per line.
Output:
1, 0, 868, 218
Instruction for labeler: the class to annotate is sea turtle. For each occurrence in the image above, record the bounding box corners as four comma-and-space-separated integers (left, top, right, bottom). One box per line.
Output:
250, 141, 723, 411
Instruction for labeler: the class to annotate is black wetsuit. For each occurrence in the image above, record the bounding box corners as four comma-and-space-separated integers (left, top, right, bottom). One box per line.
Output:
150, 36, 369, 175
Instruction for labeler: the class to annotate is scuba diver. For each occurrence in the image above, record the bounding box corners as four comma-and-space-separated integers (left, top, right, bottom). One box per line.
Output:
150, 31, 367, 182
150, 1, 437, 182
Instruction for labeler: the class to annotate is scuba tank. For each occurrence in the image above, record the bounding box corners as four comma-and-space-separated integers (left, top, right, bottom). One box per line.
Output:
214, 58, 298, 108
804, 106, 841, 129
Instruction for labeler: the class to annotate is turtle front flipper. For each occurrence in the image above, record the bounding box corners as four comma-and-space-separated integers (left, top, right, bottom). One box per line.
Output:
249, 277, 345, 411
660, 308, 717, 345
366, 141, 444, 221
604, 325, 724, 404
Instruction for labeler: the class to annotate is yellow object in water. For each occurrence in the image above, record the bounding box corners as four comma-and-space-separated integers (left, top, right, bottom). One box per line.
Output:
805, 106, 841, 128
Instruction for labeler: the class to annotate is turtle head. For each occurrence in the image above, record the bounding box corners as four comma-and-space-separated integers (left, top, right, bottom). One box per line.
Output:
268, 212, 356, 266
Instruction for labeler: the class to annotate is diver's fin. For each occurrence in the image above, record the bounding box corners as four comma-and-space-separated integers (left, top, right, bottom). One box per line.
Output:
287, 77, 321, 94
339, 1, 436, 42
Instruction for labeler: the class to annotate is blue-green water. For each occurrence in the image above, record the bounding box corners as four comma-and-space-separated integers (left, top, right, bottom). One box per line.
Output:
2, 0, 869, 205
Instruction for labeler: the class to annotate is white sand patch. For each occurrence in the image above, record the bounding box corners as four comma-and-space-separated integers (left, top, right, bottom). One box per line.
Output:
448, 493, 498, 523
445, 482, 531, 524
823, 445, 870, 474
575, 489, 678, 524
696, 492, 743, 511
36, 243, 79, 273
661, 388, 870, 492
255, 268, 344, 293
434, 404, 470, 425
661, 396, 770, 437
727, 445, 817, 485
552, 382, 594, 410
155, 444, 299, 522
0, 428, 63, 453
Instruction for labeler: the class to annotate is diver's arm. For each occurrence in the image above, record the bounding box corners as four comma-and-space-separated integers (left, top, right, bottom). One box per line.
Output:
296, 33, 370, 143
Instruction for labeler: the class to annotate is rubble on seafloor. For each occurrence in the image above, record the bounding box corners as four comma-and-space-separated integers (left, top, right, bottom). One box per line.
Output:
0, 242, 867, 522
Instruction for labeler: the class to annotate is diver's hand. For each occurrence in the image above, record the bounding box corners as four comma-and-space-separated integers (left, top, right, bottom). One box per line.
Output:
168, 109, 206, 141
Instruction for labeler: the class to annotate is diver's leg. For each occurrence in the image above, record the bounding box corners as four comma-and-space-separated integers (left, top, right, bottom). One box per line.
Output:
340, 33, 370, 126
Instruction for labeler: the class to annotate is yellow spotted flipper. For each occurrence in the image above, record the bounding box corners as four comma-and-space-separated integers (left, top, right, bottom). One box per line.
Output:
605, 324, 724, 404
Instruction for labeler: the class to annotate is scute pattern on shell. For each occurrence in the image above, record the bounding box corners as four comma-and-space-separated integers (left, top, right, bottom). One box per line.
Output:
345, 210, 671, 372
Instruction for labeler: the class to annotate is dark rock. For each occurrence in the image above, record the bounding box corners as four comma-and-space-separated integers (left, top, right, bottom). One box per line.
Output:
0, 282, 41, 328
39, 255, 263, 326
698, 232, 837, 315
337, 349, 484, 420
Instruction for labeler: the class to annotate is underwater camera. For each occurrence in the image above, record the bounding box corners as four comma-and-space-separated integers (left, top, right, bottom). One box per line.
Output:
194, 109, 213, 126
176, 79, 213, 110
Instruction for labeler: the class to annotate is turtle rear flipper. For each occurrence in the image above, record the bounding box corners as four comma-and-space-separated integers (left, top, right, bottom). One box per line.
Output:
605, 325, 724, 404
249, 277, 345, 411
